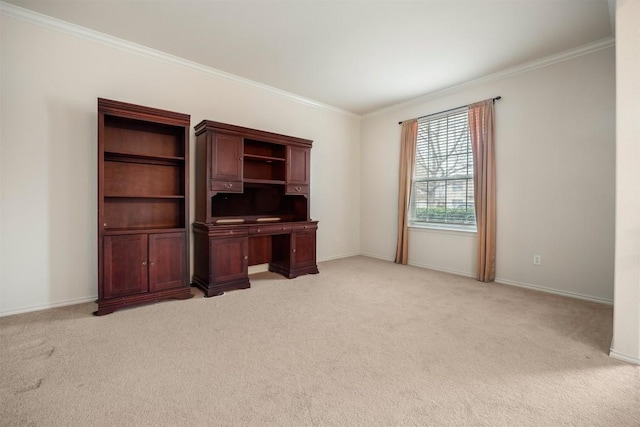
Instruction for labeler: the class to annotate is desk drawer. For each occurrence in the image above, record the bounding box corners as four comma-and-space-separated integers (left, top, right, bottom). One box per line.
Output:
210, 179, 243, 192
249, 224, 292, 235
286, 184, 309, 194
207, 226, 248, 237
291, 222, 317, 232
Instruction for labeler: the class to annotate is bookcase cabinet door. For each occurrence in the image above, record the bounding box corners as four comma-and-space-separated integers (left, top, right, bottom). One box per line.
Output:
103, 234, 148, 299
148, 232, 186, 292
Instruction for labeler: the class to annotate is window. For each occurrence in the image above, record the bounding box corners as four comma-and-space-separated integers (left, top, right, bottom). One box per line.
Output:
409, 107, 476, 229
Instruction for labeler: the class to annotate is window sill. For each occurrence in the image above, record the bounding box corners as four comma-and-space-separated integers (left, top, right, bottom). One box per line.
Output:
408, 223, 477, 235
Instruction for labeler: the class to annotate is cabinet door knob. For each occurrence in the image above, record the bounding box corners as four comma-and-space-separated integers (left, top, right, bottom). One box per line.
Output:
150, 261, 154, 266
142, 261, 147, 266
292, 249, 296, 253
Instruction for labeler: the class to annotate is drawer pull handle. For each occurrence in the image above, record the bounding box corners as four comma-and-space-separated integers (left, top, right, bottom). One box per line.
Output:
295, 186, 301, 192
223, 183, 233, 189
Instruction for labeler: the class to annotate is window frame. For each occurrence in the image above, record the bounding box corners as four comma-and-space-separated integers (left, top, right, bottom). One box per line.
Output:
408, 107, 477, 232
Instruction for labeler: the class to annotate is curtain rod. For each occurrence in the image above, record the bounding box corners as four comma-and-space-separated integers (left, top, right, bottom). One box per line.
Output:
398, 96, 502, 125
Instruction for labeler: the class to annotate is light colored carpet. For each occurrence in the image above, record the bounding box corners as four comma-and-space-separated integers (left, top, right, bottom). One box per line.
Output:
1, 256, 638, 426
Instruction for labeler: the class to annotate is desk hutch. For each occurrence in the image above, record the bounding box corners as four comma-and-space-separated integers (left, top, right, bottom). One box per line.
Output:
192, 121, 319, 297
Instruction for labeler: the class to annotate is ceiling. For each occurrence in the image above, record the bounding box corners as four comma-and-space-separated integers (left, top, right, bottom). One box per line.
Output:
4, 0, 614, 115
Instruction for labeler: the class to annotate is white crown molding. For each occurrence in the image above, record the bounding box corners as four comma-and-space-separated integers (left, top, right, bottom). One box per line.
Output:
0, 1, 617, 123
364, 36, 616, 120
0, 1, 358, 118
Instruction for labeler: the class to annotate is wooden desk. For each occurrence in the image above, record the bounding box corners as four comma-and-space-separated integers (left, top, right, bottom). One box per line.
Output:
192, 220, 318, 297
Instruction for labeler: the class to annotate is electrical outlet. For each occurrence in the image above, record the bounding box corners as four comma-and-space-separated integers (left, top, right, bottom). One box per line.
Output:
533, 254, 541, 265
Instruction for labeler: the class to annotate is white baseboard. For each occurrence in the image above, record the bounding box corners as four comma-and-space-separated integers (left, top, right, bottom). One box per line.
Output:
0, 295, 97, 317
317, 252, 361, 263
407, 260, 476, 279
359, 253, 477, 279
358, 253, 477, 281
495, 277, 613, 305
609, 349, 640, 365
358, 253, 614, 305
358, 252, 394, 262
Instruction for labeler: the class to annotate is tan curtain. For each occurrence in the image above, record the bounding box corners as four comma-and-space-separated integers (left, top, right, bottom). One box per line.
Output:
468, 100, 496, 282
395, 119, 418, 264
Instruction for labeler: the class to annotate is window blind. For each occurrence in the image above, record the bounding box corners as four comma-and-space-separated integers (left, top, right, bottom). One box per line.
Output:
410, 107, 476, 226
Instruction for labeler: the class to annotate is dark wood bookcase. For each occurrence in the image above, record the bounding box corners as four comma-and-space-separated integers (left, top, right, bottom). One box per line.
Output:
192, 121, 318, 297
96, 98, 193, 315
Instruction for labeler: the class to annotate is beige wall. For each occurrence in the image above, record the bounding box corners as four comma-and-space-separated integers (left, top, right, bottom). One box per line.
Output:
361, 46, 616, 303
0, 14, 361, 315
611, 0, 640, 364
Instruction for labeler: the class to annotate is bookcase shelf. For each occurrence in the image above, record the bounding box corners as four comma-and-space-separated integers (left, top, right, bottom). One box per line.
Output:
105, 151, 185, 165
105, 195, 185, 199
104, 226, 185, 235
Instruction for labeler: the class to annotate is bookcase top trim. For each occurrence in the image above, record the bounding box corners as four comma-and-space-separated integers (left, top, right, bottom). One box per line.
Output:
98, 98, 190, 127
